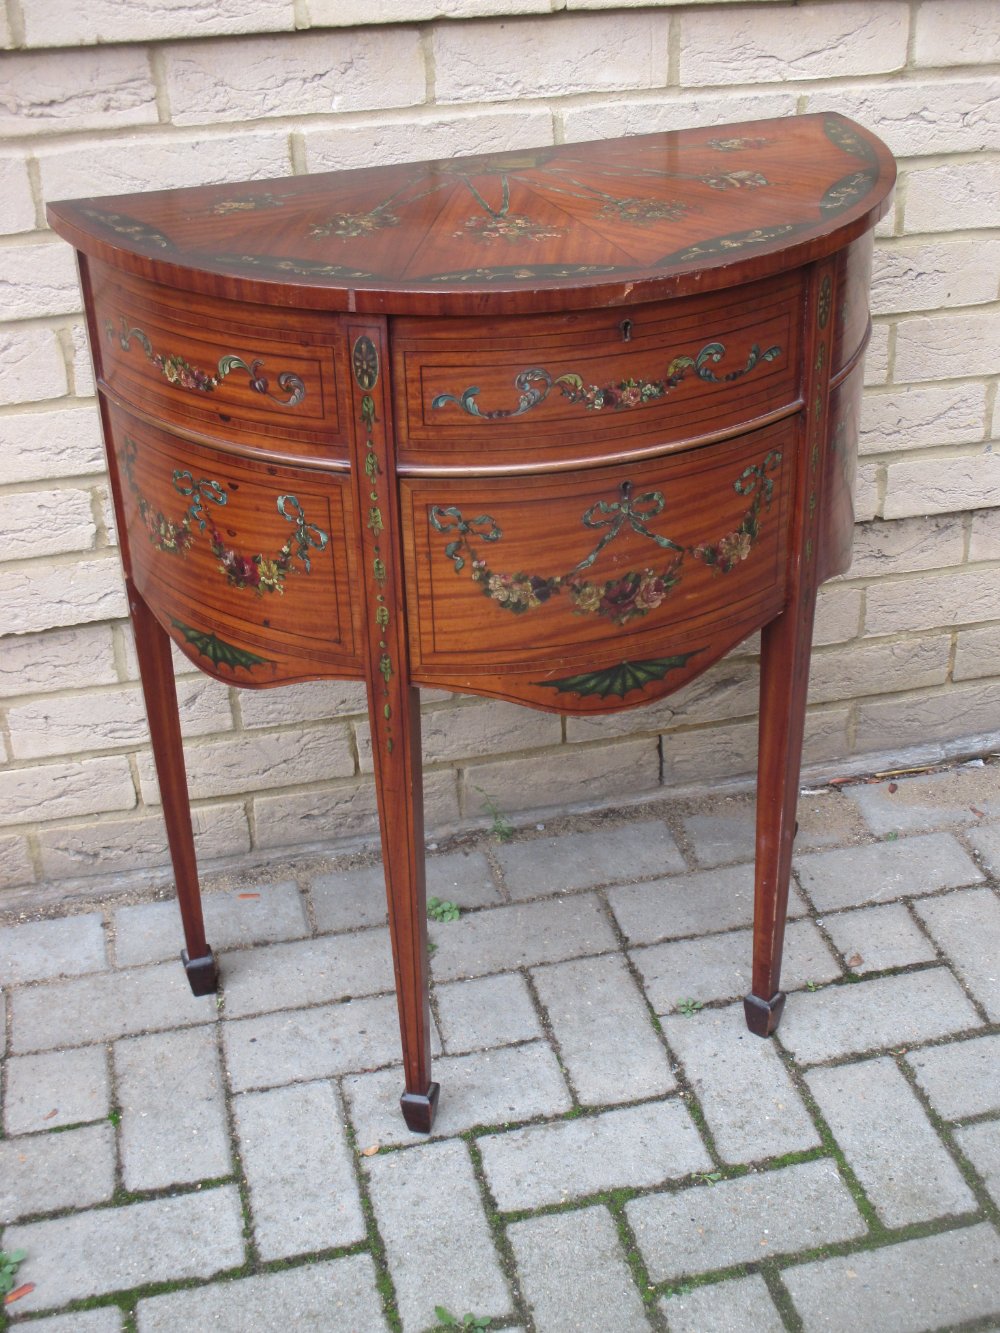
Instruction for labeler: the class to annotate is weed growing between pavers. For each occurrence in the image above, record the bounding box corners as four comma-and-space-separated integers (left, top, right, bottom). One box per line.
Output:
343, 1114, 404, 1333
464, 1135, 533, 1329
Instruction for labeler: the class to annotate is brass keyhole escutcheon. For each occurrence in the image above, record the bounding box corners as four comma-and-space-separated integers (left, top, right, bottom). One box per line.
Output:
620, 318, 633, 343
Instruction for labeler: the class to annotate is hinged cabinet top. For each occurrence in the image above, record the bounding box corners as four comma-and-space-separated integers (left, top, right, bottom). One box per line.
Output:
48, 113, 893, 317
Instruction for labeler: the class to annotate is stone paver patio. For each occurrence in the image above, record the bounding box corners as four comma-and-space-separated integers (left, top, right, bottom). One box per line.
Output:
1, 760, 999, 1331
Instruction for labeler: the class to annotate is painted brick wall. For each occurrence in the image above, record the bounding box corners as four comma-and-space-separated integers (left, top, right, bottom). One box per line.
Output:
2, 0, 998, 898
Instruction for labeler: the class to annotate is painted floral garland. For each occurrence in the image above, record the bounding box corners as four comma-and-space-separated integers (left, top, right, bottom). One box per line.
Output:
121, 436, 327, 596
432, 340, 781, 421
430, 451, 781, 627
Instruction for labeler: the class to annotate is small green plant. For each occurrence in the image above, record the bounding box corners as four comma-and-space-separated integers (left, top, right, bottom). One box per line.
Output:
0, 1249, 27, 1296
662, 1283, 693, 1300
698, 1171, 723, 1185
805, 980, 821, 992
427, 897, 461, 923
676, 997, 703, 1016
884, 830, 899, 841
107, 1108, 122, 1126
434, 1307, 491, 1330
475, 786, 514, 843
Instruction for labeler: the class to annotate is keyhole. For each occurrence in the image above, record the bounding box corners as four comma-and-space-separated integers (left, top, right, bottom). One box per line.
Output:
620, 318, 633, 343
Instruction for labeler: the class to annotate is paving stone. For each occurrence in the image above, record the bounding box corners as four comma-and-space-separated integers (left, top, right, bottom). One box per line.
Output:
10, 962, 217, 1053
496, 821, 686, 900
220, 928, 395, 1018
136, 1254, 389, 1331
0, 1122, 115, 1222
608, 864, 808, 946
777, 967, 983, 1065
114, 883, 308, 967
345, 1041, 571, 1148
806, 1057, 976, 1226
967, 820, 1000, 876
913, 888, 1000, 1020
428, 893, 618, 983
793, 832, 983, 912
115, 1025, 231, 1191
1, 1185, 245, 1312
310, 852, 502, 935
480, 1098, 711, 1211
631, 919, 841, 1014
663, 1003, 820, 1164
234, 1081, 364, 1260
508, 1205, 650, 1332
955, 1120, 1000, 1208
906, 1033, 1000, 1119
821, 903, 937, 974
627, 1160, 864, 1282
659, 1273, 785, 1333
531, 953, 674, 1105
28, 1311, 124, 1333
434, 973, 542, 1055
845, 767, 1000, 835
0, 912, 106, 984
782, 1223, 1000, 1332
224, 993, 421, 1093
365, 1139, 512, 1332
310, 863, 387, 932
3, 1044, 109, 1134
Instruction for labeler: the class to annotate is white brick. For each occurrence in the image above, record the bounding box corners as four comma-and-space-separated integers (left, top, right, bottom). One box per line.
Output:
0, 835, 35, 888
8, 676, 233, 760
970, 507, 1000, 562
303, 106, 554, 173
860, 384, 987, 455
915, 1, 1000, 67
894, 311, 1000, 384
139, 724, 354, 804
0, 157, 37, 234
0, 489, 96, 563
813, 584, 862, 646
462, 738, 658, 816
864, 323, 889, 386
561, 91, 796, 142
0, 49, 158, 138
660, 706, 851, 783
358, 696, 560, 772
38, 131, 293, 203
0, 756, 135, 827
847, 515, 965, 578
0, 327, 68, 406
680, 3, 909, 85
22, 0, 294, 46
0, 241, 80, 322
809, 635, 950, 705
807, 80, 1000, 158
855, 680, 1000, 752
37, 803, 250, 878
871, 240, 1000, 317
854, 461, 879, 522
904, 161, 1000, 235
0, 623, 117, 698
955, 625, 1000, 683
236, 679, 366, 726
0, 407, 104, 485
309, 0, 548, 23
164, 30, 426, 127
70, 323, 96, 397
433, 12, 670, 104
883, 451, 999, 520
865, 568, 1000, 636
0, 556, 126, 635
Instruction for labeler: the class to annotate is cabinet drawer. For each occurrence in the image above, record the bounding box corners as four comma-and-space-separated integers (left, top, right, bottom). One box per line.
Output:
393, 273, 802, 470
106, 402, 362, 683
91, 261, 348, 461
401, 420, 796, 706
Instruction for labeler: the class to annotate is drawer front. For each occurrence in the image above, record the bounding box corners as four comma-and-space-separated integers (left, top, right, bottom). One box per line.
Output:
393, 273, 802, 469
401, 421, 795, 708
107, 402, 361, 683
91, 261, 348, 460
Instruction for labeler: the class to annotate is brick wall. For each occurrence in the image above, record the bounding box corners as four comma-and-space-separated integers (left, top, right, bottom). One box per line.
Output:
2, 0, 998, 898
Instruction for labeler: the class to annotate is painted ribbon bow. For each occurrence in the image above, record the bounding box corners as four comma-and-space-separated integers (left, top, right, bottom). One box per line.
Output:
576, 481, 682, 571
277, 494, 329, 572
172, 470, 227, 529
429, 506, 503, 572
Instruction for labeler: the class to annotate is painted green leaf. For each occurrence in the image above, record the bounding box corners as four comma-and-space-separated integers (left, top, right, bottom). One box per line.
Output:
538, 652, 700, 700
171, 620, 271, 673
